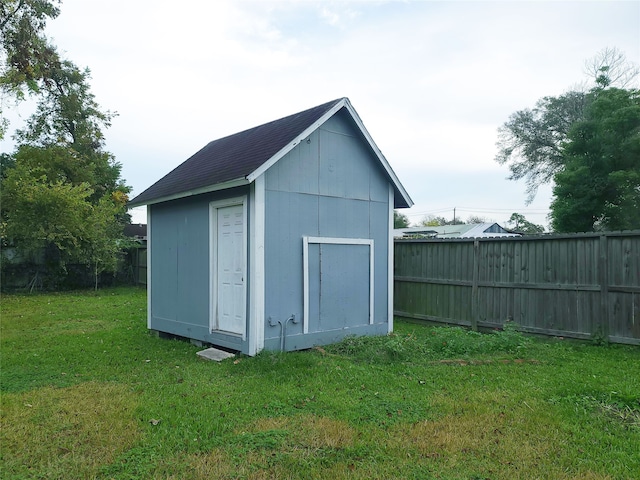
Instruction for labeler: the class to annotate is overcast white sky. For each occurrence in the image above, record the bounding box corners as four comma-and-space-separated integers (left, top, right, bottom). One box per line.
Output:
3, 0, 639, 228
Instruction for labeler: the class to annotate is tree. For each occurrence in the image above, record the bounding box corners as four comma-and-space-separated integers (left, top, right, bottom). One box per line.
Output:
420, 214, 471, 226
394, 210, 410, 228
506, 213, 545, 234
81, 194, 129, 290
11, 59, 125, 204
495, 48, 638, 203
0, 1, 131, 288
0, 146, 130, 284
0, 0, 62, 139
0, 152, 15, 178
1, 160, 94, 260
14, 60, 115, 152
495, 91, 589, 202
7, 143, 123, 198
1, 142, 130, 287
421, 214, 494, 227
550, 88, 640, 232
465, 215, 493, 224
421, 215, 447, 226
584, 47, 640, 89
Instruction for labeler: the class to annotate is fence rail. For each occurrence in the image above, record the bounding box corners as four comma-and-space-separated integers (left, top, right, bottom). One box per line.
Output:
394, 231, 640, 345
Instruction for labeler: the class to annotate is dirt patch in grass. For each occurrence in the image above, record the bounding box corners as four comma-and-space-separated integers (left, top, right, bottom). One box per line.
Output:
1, 381, 141, 478
596, 399, 640, 430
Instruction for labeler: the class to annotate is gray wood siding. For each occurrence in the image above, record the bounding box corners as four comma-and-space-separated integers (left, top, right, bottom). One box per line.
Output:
150, 199, 209, 328
264, 110, 391, 345
149, 187, 249, 345
264, 190, 318, 333
264, 111, 389, 202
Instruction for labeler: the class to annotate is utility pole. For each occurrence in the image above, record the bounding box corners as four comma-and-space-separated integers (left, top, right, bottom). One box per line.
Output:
453, 207, 456, 224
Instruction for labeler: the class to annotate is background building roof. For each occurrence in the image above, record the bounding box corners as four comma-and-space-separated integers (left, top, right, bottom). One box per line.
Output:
394, 223, 520, 239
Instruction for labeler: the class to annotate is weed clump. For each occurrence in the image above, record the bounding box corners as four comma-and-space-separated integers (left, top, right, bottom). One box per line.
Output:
326, 322, 531, 363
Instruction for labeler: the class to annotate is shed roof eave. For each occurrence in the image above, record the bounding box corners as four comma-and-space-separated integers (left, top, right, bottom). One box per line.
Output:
127, 177, 251, 208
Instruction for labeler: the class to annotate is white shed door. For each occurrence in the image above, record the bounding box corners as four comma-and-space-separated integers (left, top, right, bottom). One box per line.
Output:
215, 204, 245, 335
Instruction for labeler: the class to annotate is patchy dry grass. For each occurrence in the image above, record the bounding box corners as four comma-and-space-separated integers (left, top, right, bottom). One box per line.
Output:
1, 287, 639, 479
393, 393, 566, 479
1, 381, 141, 479
250, 415, 357, 449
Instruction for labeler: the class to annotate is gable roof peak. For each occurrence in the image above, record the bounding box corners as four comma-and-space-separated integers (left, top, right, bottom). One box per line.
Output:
129, 97, 412, 208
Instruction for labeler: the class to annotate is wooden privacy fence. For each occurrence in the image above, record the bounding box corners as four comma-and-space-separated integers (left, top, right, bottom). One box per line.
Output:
129, 246, 147, 285
394, 231, 640, 345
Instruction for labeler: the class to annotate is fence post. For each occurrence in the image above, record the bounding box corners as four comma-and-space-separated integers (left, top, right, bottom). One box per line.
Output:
598, 234, 610, 341
471, 239, 479, 331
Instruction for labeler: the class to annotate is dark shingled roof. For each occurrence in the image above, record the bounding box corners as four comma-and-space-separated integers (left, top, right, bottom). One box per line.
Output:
130, 98, 344, 206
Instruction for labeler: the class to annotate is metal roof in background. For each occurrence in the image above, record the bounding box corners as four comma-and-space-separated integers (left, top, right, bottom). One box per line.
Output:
394, 223, 520, 239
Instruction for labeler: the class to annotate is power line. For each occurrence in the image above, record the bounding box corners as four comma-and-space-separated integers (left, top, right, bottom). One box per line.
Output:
455, 206, 550, 213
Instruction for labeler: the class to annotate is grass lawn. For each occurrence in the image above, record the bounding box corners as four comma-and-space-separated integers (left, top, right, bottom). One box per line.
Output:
1, 287, 639, 479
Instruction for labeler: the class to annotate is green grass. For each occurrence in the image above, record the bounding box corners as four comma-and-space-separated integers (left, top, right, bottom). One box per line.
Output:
1, 287, 639, 479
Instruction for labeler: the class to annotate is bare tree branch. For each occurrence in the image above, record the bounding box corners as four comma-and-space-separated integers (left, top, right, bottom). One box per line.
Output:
584, 47, 639, 89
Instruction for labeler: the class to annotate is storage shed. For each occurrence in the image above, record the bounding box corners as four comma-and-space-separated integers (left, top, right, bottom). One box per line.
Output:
128, 98, 412, 355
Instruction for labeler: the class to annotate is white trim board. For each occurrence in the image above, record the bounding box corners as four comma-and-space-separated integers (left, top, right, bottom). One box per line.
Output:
249, 176, 266, 355
128, 177, 249, 208
302, 236, 374, 334
387, 184, 395, 334
146, 205, 152, 330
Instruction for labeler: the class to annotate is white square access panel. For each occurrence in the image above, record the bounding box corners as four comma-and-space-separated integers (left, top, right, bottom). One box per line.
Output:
302, 236, 374, 334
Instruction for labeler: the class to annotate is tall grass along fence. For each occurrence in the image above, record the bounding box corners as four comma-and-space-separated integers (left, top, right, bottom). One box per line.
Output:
394, 231, 640, 345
